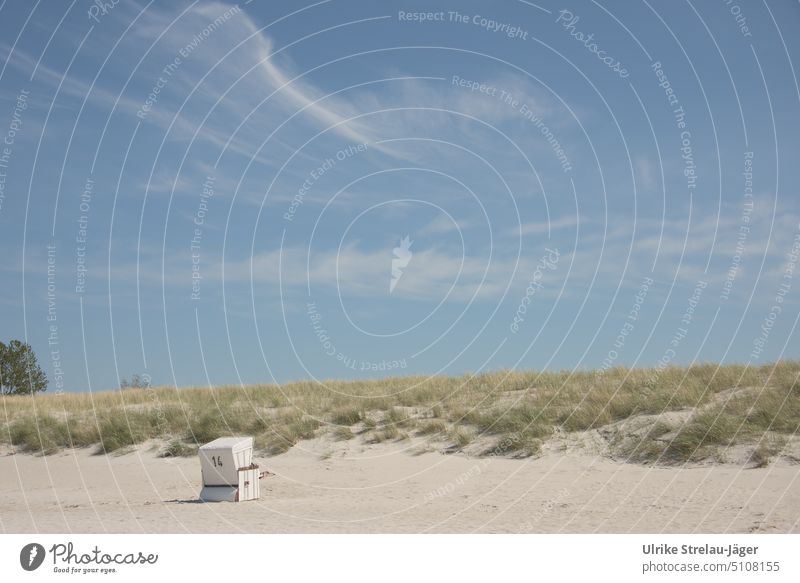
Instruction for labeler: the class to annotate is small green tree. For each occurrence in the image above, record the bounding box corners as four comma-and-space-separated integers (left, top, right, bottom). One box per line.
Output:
0, 340, 48, 395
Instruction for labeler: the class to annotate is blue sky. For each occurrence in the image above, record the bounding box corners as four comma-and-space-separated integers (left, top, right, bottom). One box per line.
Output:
0, 0, 798, 392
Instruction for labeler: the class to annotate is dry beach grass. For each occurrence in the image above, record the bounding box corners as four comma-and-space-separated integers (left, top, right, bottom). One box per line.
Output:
3, 361, 799, 467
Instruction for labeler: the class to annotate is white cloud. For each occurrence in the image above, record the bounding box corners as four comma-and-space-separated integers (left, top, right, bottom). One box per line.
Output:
634, 155, 657, 191
418, 214, 475, 236
515, 214, 581, 236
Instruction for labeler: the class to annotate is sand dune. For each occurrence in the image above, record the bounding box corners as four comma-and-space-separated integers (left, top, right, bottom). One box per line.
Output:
2, 438, 798, 533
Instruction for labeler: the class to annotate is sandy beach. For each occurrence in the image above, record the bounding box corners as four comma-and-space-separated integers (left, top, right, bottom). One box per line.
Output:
2, 438, 799, 534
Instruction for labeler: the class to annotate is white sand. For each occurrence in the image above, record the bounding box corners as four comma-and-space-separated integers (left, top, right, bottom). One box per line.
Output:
2, 439, 799, 533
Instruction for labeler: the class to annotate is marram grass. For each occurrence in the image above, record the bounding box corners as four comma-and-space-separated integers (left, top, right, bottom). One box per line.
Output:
1, 361, 798, 465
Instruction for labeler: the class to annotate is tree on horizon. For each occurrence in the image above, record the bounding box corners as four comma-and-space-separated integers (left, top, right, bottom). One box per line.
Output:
0, 340, 48, 395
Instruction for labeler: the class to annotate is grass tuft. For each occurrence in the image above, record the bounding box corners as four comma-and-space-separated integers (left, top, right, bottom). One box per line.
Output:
159, 439, 198, 458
